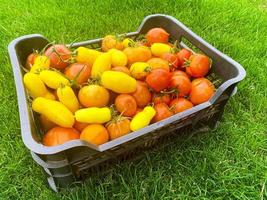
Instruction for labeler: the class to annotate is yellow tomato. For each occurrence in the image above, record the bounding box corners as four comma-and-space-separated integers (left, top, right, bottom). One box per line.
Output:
130, 106, 156, 131
130, 62, 151, 80
57, 85, 79, 113
75, 107, 111, 124
75, 46, 102, 66
151, 43, 171, 57
91, 53, 112, 78
39, 70, 69, 89
109, 49, 127, 67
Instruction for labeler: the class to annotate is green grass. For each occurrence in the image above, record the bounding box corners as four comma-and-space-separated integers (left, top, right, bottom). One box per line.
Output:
0, 0, 266, 199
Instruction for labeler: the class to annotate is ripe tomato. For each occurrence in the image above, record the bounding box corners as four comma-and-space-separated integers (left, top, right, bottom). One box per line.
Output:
25, 53, 37, 69
147, 57, 170, 71
169, 98, 193, 114
189, 78, 215, 105
146, 69, 171, 92
102, 35, 124, 52
170, 74, 191, 97
131, 81, 152, 108
112, 66, 131, 75
186, 54, 211, 77
115, 94, 137, 117
153, 103, 173, 122
123, 46, 152, 65
107, 118, 131, 140
78, 85, 110, 107
73, 120, 88, 132
161, 52, 180, 69
146, 28, 169, 45
172, 70, 190, 79
177, 48, 192, 67
80, 124, 109, 145
64, 63, 91, 85
43, 127, 80, 146
44, 44, 71, 69
152, 93, 171, 105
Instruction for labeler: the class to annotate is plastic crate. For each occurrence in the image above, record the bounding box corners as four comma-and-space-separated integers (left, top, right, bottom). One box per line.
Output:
8, 14, 245, 192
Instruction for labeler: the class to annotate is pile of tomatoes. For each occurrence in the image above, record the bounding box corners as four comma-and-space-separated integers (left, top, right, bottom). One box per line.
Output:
23, 27, 215, 147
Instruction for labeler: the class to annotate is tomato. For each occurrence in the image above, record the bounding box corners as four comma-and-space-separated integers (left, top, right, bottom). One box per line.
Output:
80, 124, 109, 145
177, 48, 192, 67
130, 106, 156, 131
91, 53, 112, 78
75, 107, 111, 124
170, 74, 191, 97
44, 44, 71, 69
152, 93, 171, 105
102, 35, 124, 52
73, 120, 88, 132
64, 63, 91, 85
151, 43, 172, 57
112, 66, 131, 75
130, 62, 150, 80
147, 58, 169, 71
186, 54, 211, 77
146, 69, 171, 92
123, 46, 151, 65
189, 78, 215, 105
107, 118, 131, 140
25, 53, 37, 69
39, 114, 56, 132
169, 98, 193, 114
115, 94, 137, 117
43, 127, 80, 146
131, 81, 152, 108
161, 52, 180, 69
78, 85, 110, 107
109, 49, 128, 67
146, 28, 169, 45
172, 70, 190, 79
152, 103, 173, 122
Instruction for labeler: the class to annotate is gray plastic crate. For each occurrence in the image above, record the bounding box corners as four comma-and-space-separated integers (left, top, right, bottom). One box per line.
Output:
8, 14, 245, 192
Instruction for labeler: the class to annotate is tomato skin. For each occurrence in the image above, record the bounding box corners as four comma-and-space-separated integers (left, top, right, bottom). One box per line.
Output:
102, 35, 124, 52
189, 78, 215, 105
146, 28, 169, 45
177, 48, 192, 67
25, 53, 37, 69
64, 63, 91, 85
169, 98, 193, 114
152, 93, 171, 105
107, 118, 131, 140
152, 103, 173, 122
43, 127, 80, 146
172, 70, 190, 79
76, 47, 102, 66
123, 46, 151, 65
78, 85, 110, 108
112, 66, 131, 75
75, 107, 111, 124
170, 74, 192, 97
147, 58, 169, 71
80, 124, 109, 145
186, 54, 210, 77
161, 52, 180, 69
39, 114, 56, 132
146, 69, 171, 92
130, 106, 156, 131
44, 44, 71, 69
73, 120, 88, 132
131, 81, 152, 108
115, 94, 137, 117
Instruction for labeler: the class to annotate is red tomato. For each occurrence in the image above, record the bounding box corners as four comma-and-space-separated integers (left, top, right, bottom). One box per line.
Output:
45, 44, 71, 69
146, 28, 169, 45
170, 74, 191, 97
189, 78, 215, 105
177, 48, 192, 67
152, 93, 171, 105
186, 54, 211, 77
146, 69, 171, 92
161, 52, 180, 69
153, 103, 173, 122
25, 53, 37, 69
115, 94, 137, 117
172, 70, 190, 79
169, 98, 193, 114
64, 63, 91, 85
131, 81, 152, 108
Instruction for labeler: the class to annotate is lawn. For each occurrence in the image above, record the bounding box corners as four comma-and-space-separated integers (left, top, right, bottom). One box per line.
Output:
0, 0, 266, 199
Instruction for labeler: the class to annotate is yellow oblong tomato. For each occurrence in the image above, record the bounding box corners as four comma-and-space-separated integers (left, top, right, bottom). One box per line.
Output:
109, 49, 127, 67
57, 85, 79, 113
130, 106, 156, 131
32, 97, 74, 127
151, 43, 171, 57
39, 70, 69, 89
91, 53, 112, 78
75, 46, 102, 66
130, 62, 151, 80
101, 71, 137, 93
75, 107, 111, 124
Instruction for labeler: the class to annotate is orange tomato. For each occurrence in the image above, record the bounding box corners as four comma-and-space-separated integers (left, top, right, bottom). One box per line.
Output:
152, 93, 171, 105
107, 118, 131, 140
170, 74, 192, 97
64, 63, 91, 85
146, 28, 169, 45
78, 85, 110, 107
39, 114, 56, 132
153, 103, 173, 122
102, 35, 124, 52
43, 127, 80, 146
147, 58, 169, 71
177, 48, 192, 68
73, 120, 88, 132
111, 66, 131, 75
131, 81, 152, 108
115, 94, 137, 117
161, 52, 180, 69
80, 124, 109, 145
169, 98, 193, 114
123, 46, 151, 65
186, 54, 211, 77
189, 78, 215, 105
172, 70, 190, 79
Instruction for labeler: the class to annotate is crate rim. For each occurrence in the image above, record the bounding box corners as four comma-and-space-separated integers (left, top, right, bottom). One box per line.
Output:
8, 14, 246, 155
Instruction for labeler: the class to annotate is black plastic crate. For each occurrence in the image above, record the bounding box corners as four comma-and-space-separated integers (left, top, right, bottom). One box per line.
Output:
8, 14, 245, 192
